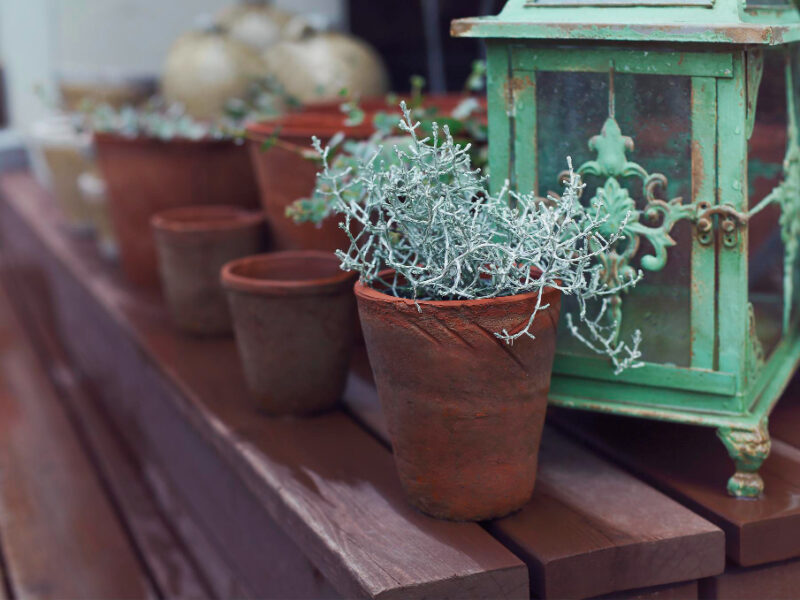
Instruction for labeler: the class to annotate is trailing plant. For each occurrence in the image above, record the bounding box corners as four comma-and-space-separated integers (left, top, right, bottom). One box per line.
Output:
80, 76, 293, 142
287, 71, 488, 225
311, 103, 644, 373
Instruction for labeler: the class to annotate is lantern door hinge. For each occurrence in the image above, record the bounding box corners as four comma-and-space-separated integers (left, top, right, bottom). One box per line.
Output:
695, 201, 748, 247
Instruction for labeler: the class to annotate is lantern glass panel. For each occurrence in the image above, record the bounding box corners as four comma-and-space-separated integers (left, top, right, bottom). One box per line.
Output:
749, 51, 789, 358
538, 71, 693, 366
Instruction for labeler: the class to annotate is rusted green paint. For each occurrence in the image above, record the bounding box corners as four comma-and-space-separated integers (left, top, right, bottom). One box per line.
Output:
452, 0, 800, 44
512, 47, 734, 78
486, 42, 512, 195
474, 0, 800, 497
452, 19, 800, 45
690, 77, 717, 370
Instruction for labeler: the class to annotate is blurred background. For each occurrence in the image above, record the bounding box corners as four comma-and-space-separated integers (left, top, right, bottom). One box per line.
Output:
0, 0, 502, 133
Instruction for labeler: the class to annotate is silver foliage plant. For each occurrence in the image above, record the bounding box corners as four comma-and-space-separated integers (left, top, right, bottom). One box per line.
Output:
312, 102, 644, 373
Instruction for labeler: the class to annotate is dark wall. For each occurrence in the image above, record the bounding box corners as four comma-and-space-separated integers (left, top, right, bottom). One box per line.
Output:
348, 0, 504, 92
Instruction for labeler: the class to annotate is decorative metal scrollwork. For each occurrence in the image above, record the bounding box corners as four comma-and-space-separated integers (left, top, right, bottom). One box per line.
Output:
748, 53, 800, 333
561, 67, 748, 343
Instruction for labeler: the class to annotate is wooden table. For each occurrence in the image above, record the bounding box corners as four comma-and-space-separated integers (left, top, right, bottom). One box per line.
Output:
0, 172, 752, 599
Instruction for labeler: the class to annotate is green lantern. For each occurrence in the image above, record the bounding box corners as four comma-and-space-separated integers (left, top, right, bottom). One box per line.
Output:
453, 0, 800, 497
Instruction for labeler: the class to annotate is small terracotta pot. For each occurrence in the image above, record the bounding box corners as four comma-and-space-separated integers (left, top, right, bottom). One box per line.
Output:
152, 205, 265, 336
221, 251, 358, 415
246, 113, 374, 253
94, 133, 260, 287
355, 277, 562, 521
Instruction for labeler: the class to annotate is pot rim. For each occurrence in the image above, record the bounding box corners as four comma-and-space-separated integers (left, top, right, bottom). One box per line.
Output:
93, 131, 240, 147
303, 93, 486, 113
151, 205, 264, 234
221, 250, 356, 295
354, 268, 561, 309
245, 112, 375, 143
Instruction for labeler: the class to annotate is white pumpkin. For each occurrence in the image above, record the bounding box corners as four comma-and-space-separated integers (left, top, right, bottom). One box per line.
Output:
216, 1, 300, 52
262, 32, 389, 104
161, 28, 266, 120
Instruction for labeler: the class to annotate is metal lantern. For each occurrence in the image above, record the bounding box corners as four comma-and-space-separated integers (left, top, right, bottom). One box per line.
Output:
453, 0, 800, 497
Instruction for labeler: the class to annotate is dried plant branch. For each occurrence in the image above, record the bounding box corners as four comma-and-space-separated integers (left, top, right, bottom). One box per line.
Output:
312, 102, 643, 372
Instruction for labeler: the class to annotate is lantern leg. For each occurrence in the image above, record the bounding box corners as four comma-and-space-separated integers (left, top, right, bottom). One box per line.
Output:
716, 422, 771, 498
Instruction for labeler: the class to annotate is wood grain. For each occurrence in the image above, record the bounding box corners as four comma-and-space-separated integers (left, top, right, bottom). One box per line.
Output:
0, 172, 528, 600
345, 337, 724, 599
698, 557, 800, 600
0, 285, 153, 599
3, 271, 217, 600
593, 580, 698, 599
550, 407, 800, 567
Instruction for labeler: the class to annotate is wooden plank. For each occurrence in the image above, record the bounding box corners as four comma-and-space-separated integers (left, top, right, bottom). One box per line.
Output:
593, 581, 698, 600
344, 362, 724, 599
0, 285, 154, 599
0, 172, 529, 600
699, 557, 800, 600
550, 407, 800, 567
2, 268, 219, 600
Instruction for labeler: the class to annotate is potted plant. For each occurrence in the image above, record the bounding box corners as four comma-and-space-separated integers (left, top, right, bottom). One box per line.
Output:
251, 69, 489, 255
310, 103, 642, 521
246, 112, 375, 253
88, 95, 272, 287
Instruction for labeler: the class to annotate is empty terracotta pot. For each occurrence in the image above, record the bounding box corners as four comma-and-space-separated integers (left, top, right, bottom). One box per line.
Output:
355, 277, 562, 521
221, 251, 358, 415
246, 113, 374, 253
152, 205, 265, 336
94, 133, 260, 287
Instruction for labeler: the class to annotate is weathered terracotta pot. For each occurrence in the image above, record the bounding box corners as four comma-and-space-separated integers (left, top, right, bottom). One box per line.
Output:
246, 113, 374, 253
151, 205, 265, 336
94, 133, 260, 287
304, 94, 487, 117
221, 251, 358, 415
355, 277, 562, 521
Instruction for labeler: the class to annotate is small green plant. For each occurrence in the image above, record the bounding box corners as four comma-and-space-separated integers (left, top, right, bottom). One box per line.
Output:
311, 103, 644, 373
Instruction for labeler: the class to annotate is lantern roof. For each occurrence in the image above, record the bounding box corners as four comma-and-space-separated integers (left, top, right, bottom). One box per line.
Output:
452, 0, 800, 44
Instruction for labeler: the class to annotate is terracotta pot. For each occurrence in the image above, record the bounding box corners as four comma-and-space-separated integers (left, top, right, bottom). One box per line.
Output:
152, 205, 265, 336
355, 277, 562, 521
246, 113, 374, 253
305, 93, 486, 118
77, 171, 118, 261
221, 251, 358, 415
94, 133, 260, 287
29, 116, 95, 234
